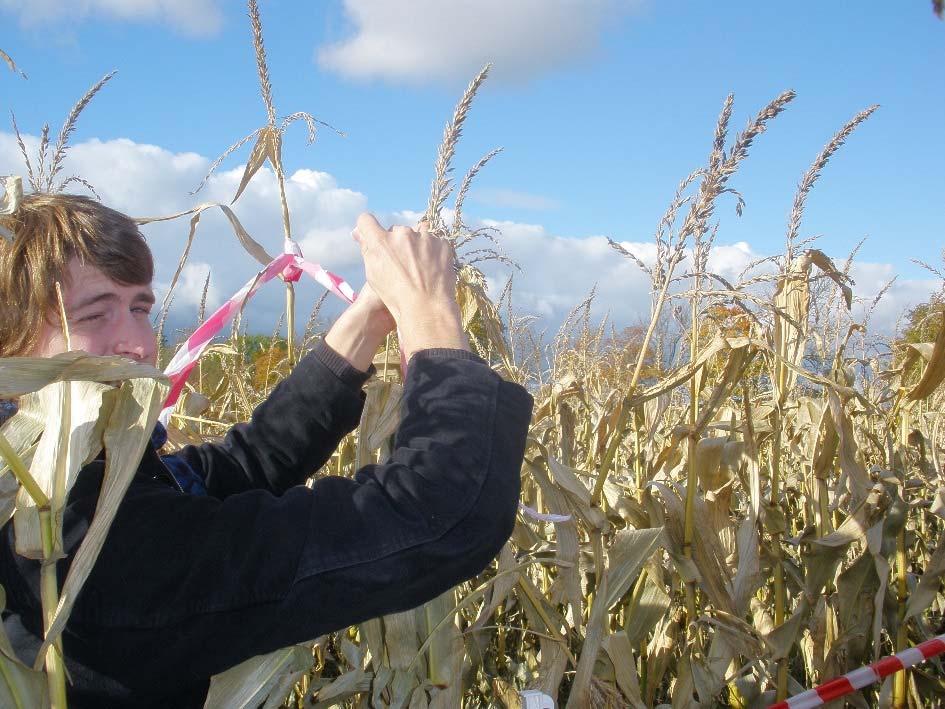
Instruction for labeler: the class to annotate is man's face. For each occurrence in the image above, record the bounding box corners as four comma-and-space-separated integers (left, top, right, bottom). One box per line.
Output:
32, 258, 158, 366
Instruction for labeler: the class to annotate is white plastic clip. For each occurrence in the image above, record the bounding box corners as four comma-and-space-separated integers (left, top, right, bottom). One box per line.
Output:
520, 690, 555, 709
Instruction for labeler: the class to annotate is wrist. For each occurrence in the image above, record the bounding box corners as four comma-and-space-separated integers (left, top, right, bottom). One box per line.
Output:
397, 306, 469, 361
325, 305, 390, 374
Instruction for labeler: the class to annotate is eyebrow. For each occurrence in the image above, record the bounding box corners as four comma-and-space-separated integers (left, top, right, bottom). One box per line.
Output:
72, 290, 156, 311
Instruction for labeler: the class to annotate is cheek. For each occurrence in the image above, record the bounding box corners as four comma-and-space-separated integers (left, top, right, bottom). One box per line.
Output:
68, 332, 113, 357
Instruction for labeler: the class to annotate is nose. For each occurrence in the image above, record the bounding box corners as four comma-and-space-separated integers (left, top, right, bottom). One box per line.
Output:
114, 335, 147, 361
112, 314, 154, 363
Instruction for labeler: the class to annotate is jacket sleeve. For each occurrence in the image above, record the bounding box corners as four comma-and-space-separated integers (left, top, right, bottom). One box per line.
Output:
3, 349, 533, 690
176, 338, 374, 498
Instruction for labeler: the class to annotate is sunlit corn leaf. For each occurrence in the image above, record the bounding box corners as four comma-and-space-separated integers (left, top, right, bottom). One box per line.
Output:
629, 336, 751, 410
37, 376, 168, 662
604, 526, 664, 610
694, 438, 728, 491
457, 266, 511, 362
232, 126, 281, 205
13, 380, 115, 559
310, 666, 374, 708
801, 483, 885, 548
700, 609, 766, 658
422, 589, 462, 690
0, 587, 47, 708
385, 608, 421, 674
356, 380, 403, 469
694, 343, 754, 434
906, 309, 945, 401
0, 352, 164, 398
204, 644, 312, 709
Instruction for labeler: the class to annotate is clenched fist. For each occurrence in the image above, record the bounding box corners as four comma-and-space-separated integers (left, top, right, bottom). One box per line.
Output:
352, 214, 468, 362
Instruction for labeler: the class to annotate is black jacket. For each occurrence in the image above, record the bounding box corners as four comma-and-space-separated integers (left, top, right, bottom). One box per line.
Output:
0, 341, 533, 706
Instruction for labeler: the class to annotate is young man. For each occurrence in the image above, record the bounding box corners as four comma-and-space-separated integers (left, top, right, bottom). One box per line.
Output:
0, 194, 533, 706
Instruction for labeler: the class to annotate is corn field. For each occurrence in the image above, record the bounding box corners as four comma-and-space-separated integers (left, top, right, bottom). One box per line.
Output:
3, 3, 945, 708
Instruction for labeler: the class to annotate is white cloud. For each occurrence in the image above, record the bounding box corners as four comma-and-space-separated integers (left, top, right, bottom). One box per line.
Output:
156, 261, 219, 312
0, 0, 223, 36
318, 0, 640, 84
471, 188, 559, 211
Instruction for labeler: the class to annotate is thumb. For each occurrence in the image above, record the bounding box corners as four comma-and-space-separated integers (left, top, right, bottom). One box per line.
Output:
353, 212, 386, 247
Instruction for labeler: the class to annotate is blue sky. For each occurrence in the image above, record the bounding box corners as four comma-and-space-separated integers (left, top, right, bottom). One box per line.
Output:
1, 0, 943, 336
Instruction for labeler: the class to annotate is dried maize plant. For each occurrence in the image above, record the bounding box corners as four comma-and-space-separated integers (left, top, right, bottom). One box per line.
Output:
0, 348, 168, 707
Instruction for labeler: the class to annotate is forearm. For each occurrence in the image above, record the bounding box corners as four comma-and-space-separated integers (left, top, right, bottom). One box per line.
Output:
324, 301, 390, 373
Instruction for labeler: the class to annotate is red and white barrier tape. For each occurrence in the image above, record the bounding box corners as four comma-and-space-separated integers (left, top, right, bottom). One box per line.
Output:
159, 239, 355, 424
768, 634, 945, 708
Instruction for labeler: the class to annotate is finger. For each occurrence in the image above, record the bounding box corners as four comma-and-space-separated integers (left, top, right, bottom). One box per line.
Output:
353, 212, 386, 245
391, 224, 416, 238
418, 220, 432, 238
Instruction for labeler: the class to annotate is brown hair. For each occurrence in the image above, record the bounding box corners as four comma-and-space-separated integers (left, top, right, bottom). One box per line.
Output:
0, 193, 154, 357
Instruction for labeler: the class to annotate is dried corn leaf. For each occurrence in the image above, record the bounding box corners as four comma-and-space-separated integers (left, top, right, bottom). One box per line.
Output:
604, 526, 664, 610
311, 667, 374, 707
517, 575, 572, 699
803, 484, 885, 547
602, 633, 646, 709
204, 644, 312, 709
0, 49, 27, 79
0, 352, 165, 398
357, 381, 403, 462
13, 380, 115, 558
694, 438, 727, 491
649, 481, 735, 614
566, 571, 609, 709
385, 609, 420, 672
527, 459, 583, 626
804, 249, 853, 309
826, 388, 873, 507
422, 589, 461, 688
628, 337, 751, 410
136, 202, 274, 270
905, 538, 945, 620
470, 544, 517, 633
232, 126, 280, 205
906, 309, 945, 401
624, 574, 671, 647
37, 376, 167, 662
0, 588, 47, 708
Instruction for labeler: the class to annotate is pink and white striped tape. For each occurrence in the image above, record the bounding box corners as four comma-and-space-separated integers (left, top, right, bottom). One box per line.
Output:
768, 634, 945, 708
159, 240, 355, 424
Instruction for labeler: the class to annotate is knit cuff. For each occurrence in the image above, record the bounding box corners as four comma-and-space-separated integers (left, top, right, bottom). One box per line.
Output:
312, 339, 376, 390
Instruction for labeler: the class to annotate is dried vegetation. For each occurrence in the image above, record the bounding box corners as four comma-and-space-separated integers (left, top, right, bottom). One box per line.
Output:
2, 5, 945, 708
